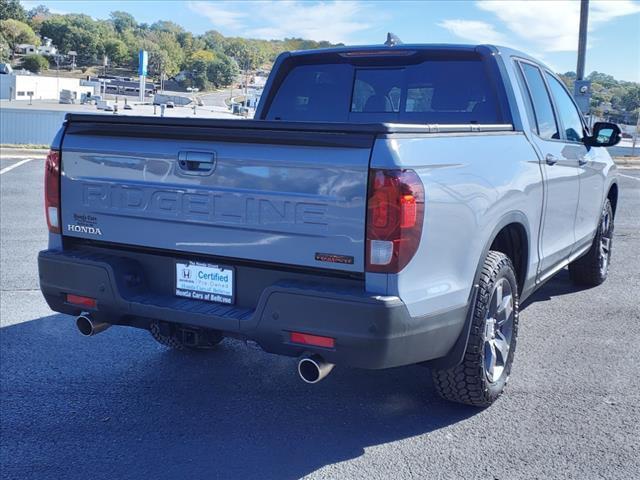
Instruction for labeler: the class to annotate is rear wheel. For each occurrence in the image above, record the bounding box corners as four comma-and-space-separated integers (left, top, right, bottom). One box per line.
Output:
149, 321, 223, 350
569, 199, 614, 286
432, 251, 519, 407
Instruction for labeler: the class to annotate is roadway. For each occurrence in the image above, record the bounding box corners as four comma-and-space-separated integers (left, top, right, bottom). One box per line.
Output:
1, 151, 639, 479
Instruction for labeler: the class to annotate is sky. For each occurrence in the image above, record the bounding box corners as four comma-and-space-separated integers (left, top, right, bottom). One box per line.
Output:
19, 0, 640, 81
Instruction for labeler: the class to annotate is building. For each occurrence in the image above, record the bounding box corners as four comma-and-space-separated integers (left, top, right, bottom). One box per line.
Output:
0, 73, 94, 101
14, 44, 37, 55
38, 38, 58, 56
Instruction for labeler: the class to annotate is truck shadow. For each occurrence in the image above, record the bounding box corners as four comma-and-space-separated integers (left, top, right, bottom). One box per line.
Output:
1, 314, 478, 480
521, 268, 591, 310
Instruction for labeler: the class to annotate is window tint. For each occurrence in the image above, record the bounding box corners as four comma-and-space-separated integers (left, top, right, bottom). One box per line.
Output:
266, 59, 502, 124
352, 69, 401, 113
546, 73, 585, 142
520, 63, 559, 140
266, 64, 353, 122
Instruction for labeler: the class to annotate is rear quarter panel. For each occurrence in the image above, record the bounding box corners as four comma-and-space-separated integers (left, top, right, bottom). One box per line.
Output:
368, 132, 542, 317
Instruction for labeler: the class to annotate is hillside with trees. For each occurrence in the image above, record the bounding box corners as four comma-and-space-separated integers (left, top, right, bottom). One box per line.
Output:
0, 0, 338, 90
0, 0, 638, 119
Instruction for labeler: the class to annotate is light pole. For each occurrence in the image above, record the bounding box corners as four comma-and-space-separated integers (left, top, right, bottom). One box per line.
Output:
576, 0, 589, 81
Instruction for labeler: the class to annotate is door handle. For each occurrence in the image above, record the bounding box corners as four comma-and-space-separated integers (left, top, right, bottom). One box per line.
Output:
177, 151, 216, 175
545, 154, 558, 166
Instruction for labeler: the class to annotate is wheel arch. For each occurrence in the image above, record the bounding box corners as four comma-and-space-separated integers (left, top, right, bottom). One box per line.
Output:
426, 211, 530, 370
607, 182, 618, 218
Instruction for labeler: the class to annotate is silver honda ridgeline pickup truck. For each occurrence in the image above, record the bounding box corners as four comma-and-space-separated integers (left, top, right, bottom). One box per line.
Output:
39, 44, 621, 407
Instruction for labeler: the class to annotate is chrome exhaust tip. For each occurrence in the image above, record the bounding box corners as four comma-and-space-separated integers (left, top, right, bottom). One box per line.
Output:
297, 354, 334, 384
76, 313, 110, 337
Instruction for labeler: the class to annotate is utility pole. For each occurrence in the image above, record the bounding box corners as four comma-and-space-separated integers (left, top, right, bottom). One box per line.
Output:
574, 0, 592, 118
576, 0, 589, 80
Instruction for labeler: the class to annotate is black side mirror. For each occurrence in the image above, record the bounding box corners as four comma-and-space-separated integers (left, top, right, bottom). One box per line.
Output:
586, 122, 621, 147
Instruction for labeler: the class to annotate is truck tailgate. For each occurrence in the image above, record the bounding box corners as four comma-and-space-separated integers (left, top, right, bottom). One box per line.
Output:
59, 117, 374, 273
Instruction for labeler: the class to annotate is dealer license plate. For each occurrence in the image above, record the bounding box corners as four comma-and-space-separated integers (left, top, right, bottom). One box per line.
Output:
175, 262, 234, 304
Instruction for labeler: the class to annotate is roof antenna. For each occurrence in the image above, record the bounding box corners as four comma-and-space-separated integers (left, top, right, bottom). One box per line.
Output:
384, 32, 403, 47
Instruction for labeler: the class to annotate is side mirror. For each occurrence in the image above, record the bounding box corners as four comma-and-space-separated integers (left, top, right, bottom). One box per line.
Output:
586, 122, 621, 147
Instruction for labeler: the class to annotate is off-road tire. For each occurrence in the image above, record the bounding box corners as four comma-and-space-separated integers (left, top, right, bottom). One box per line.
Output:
149, 321, 223, 350
432, 251, 519, 407
569, 199, 614, 287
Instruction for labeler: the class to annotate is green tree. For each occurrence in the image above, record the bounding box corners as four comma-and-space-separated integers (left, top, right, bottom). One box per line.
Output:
619, 85, 640, 112
109, 11, 136, 33
0, 19, 39, 56
0, 33, 10, 62
188, 58, 209, 90
103, 38, 128, 65
22, 53, 49, 72
206, 54, 239, 88
27, 4, 52, 33
0, 0, 27, 22
224, 38, 263, 71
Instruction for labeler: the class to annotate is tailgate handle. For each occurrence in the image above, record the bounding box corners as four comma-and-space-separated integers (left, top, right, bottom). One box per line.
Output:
177, 151, 216, 175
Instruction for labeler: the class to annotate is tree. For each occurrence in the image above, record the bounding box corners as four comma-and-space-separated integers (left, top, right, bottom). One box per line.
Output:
27, 4, 52, 32
109, 11, 136, 33
22, 53, 49, 72
0, 33, 10, 62
103, 38, 128, 66
619, 85, 640, 112
223, 38, 263, 71
206, 54, 239, 88
0, 0, 27, 22
0, 19, 39, 56
188, 58, 209, 90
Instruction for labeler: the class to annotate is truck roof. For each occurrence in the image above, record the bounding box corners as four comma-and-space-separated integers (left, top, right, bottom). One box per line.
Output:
285, 43, 550, 72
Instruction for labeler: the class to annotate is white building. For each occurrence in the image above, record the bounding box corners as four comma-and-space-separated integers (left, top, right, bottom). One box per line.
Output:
38, 38, 58, 56
15, 44, 37, 55
0, 73, 94, 101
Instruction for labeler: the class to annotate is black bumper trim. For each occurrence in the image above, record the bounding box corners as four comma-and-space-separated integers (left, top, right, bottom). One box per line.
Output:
38, 248, 467, 369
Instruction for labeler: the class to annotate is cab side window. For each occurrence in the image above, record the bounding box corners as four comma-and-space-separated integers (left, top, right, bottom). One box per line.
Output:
519, 62, 559, 140
545, 73, 585, 143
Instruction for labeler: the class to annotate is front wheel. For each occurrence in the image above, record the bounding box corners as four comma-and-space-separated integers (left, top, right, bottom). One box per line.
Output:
432, 251, 519, 407
569, 198, 614, 286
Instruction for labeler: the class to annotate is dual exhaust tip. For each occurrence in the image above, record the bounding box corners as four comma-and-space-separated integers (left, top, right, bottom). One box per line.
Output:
76, 314, 334, 383
76, 313, 110, 337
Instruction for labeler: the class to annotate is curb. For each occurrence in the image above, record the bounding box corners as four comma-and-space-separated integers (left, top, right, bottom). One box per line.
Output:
0, 148, 48, 157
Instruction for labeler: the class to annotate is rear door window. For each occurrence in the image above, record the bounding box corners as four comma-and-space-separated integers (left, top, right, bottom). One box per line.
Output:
266, 58, 503, 124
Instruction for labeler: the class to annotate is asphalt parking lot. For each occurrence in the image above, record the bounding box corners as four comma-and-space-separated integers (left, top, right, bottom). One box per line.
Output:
1, 152, 639, 480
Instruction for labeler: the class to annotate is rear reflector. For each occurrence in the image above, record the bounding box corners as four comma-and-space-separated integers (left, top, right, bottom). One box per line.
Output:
290, 332, 335, 349
66, 294, 97, 309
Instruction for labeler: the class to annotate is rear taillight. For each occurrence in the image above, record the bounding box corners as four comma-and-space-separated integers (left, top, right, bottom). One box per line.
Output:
366, 169, 424, 273
44, 149, 61, 233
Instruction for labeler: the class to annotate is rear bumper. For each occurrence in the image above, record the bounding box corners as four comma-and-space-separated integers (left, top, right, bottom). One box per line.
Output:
38, 248, 467, 369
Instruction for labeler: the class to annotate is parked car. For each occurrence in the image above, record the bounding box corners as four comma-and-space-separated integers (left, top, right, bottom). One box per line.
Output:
38, 44, 621, 407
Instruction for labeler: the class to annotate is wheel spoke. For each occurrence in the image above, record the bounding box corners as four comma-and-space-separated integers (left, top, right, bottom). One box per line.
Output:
486, 341, 497, 381
491, 281, 503, 317
496, 293, 513, 325
494, 331, 510, 363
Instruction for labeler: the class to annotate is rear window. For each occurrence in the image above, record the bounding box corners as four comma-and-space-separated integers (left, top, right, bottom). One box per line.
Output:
265, 58, 502, 124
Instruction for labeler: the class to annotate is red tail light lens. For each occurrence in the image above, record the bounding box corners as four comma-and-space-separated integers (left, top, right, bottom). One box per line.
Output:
366, 169, 424, 273
44, 149, 61, 233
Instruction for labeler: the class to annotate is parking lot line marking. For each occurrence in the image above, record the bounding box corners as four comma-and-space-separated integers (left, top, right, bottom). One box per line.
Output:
619, 173, 640, 181
0, 158, 34, 175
